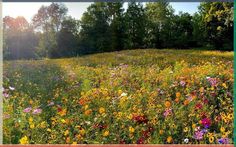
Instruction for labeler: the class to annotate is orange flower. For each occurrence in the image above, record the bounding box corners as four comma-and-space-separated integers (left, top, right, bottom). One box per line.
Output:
183, 100, 189, 105
167, 136, 173, 143
175, 98, 179, 103
164, 101, 171, 108
85, 109, 92, 115
176, 92, 181, 98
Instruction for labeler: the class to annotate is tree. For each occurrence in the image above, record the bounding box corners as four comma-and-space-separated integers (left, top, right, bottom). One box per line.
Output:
199, 2, 233, 50
79, 2, 111, 54
3, 16, 38, 60
171, 12, 194, 48
107, 2, 126, 51
145, 1, 174, 48
125, 2, 147, 49
52, 17, 80, 58
32, 3, 68, 57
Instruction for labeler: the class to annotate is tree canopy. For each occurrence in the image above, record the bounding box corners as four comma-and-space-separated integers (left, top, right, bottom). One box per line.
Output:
3, 2, 234, 60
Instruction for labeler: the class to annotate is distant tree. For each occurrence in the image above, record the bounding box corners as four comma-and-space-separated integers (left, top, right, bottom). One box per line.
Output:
125, 2, 147, 49
145, 1, 174, 48
79, 2, 111, 54
52, 17, 80, 58
107, 2, 126, 51
171, 12, 194, 48
3, 16, 38, 60
192, 12, 207, 47
32, 3, 68, 57
199, 2, 233, 50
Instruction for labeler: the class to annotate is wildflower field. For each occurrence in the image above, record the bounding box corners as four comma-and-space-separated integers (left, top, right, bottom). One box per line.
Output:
3, 49, 234, 144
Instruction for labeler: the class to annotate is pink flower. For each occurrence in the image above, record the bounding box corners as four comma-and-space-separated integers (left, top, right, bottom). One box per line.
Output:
193, 130, 204, 140
206, 77, 218, 87
23, 107, 32, 113
180, 81, 186, 86
32, 108, 42, 114
163, 108, 172, 117
3, 93, 9, 98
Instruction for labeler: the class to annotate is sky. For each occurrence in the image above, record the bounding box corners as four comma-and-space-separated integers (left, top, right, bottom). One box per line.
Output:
3, 2, 200, 22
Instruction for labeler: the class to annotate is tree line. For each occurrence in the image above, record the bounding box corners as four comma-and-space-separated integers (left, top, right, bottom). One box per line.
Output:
3, 2, 233, 60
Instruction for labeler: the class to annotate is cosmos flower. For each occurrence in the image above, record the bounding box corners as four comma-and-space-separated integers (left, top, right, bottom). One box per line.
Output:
218, 138, 229, 144
193, 130, 204, 140
23, 107, 32, 113
32, 108, 42, 115
9, 86, 15, 91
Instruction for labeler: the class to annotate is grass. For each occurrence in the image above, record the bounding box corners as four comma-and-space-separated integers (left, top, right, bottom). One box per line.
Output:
3, 49, 233, 144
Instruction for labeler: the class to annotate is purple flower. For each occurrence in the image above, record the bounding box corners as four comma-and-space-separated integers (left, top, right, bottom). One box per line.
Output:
3, 93, 9, 98
206, 77, 218, 87
163, 109, 172, 117
180, 81, 186, 87
218, 138, 229, 144
23, 107, 32, 113
193, 130, 204, 140
32, 108, 42, 114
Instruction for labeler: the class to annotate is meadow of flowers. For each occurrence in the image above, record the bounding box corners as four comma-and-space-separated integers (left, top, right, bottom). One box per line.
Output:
3, 49, 233, 144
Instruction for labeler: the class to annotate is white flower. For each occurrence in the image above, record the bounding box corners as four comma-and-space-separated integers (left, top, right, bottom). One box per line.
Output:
121, 92, 127, 97
184, 138, 189, 143
9, 86, 15, 91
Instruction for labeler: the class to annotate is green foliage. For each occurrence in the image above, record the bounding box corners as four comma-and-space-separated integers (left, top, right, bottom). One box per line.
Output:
3, 2, 234, 60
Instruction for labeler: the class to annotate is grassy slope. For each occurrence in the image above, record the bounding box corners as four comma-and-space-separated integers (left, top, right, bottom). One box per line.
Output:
3, 49, 234, 144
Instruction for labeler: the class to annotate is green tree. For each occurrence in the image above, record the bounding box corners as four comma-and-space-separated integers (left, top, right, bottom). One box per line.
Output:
32, 3, 68, 57
145, 1, 174, 48
79, 2, 111, 54
199, 2, 233, 50
3, 16, 38, 60
107, 2, 126, 51
125, 2, 147, 49
52, 17, 80, 58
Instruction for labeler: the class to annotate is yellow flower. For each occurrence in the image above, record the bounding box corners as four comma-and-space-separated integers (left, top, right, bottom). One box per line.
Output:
30, 123, 35, 129
159, 130, 164, 135
129, 127, 135, 133
220, 127, 225, 132
84, 105, 89, 110
183, 127, 188, 132
29, 100, 33, 105
209, 136, 214, 143
99, 107, 105, 114
72, 142, 77, 144
64, 130, 69, 136
222, 83, 227, 88
19, 136, 29, 144
28, 117, 33, 122
192, 124, 196, 129
227, 113, 233, 120
40, 121, 47, 128
61, 119, 66, 123
47, 128, 52, 132
167, 136, 173, 143
77, 134, 83, 140
103, 130, 109, 137
80, 129, 86, 136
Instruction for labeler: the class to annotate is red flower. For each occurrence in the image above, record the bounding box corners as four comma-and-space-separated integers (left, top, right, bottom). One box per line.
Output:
137, 137, 145, 144
201, 118, 211, 128
195, 103, 202, 110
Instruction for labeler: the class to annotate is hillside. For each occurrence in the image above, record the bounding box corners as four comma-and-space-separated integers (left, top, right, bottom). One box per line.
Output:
3, 49, 233, 144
